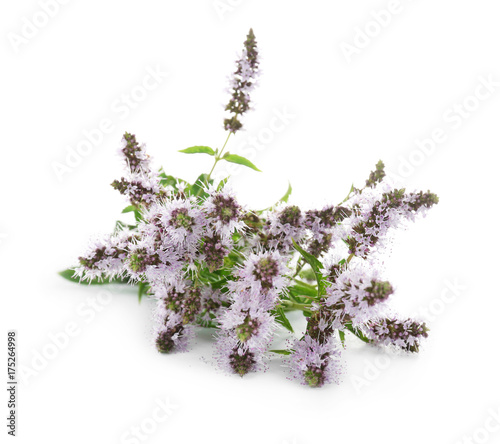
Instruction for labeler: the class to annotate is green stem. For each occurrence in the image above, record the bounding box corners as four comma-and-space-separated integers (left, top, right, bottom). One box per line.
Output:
292, 278, 317, 291
205, 132, 232, 186
346, 253, 355, 264
281, 300, 311, 311
292, 259, 305, 278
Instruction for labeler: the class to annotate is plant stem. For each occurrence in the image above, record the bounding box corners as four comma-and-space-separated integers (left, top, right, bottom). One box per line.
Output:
281, 300, 311, 311
292, 278, 317, 291
292, 259, 304, 278
205, 132, 232, 186
219, 132, 232, 157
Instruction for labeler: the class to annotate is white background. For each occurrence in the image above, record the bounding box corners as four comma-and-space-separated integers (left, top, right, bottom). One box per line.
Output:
2, 1, 500, 443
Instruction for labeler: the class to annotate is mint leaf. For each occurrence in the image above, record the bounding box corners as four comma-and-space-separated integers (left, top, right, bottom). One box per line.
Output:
292, 239, 326, 296
274, 307, 294, 333
179, 146, 215, 156
222, 153, 261, 172
58, 269, 130, 285
270, 349, 292, 356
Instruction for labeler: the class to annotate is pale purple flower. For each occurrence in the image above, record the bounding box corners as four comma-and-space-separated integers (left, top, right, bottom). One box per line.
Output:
111, 173, 163, 207
202, 186, 245, 239
151, 280, 202, 353
119, 132, 151, 174
326, 265, 394, 327
74, 230, 132, 281
215, 333, 264, 376
344, 182, 438, 258
228, 250, 290, 301
154, 313, 194, 353
304, 205, 352, 257
263, 203, 307, 252
365, 316, 429, 353
200, 233, 231, 272
159, 197, 206, 254
224, 29, 260, 133
218, 296, 275, 350
198, 287, 228, 326
286, 334, 343, 387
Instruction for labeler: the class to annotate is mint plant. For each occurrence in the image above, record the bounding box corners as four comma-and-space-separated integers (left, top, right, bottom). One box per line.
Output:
61, 29, 438, 387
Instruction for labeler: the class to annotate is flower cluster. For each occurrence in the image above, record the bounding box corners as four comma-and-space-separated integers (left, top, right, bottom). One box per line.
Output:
345, 186, 439, 258
62, 29, 439, 388
111, 133, 164, 207
215, 251, 289, 375
326, 265, 394, 328
223, 28, 260, 133
365, 317, 429, 353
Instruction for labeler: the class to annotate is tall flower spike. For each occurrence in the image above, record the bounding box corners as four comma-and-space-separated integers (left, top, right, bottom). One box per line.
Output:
74, 231, 132, 282
345, 187, 439, 258
365, 317, 429, 353
111, 174, 163, 207
223, 28, 260, 133
152, 281, 202, 353
365, 160, 386, 188
119, 132, 151, 174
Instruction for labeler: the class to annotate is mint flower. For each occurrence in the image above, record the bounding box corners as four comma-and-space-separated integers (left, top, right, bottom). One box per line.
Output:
263, 204, 307, 253
365, 160, 386, 188
223, 29, 260, 133
345, 185, 439, 258
119, 132, 151, 174
326, 265, 394, 327
215, 334, 261, 376
366, 317, 429, 353
203, 186, 245, 239
75, 231, 132, 282
201, 234, 230, 272
228, 251, 289, 299
153, 281, 202, 353
286, 335, 343, 388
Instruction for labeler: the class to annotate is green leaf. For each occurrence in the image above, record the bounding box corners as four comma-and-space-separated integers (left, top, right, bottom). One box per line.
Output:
291, 239, 326, 296
178, 146, 215, 156
114, 220, 136, 232
344, 323, 371, 344
138, 282, 149, 303
58, 269, 130, 285
158, 171, 190, 191
269, 349, 292, 356
341, 183, 356, 204
122, 205, 136, 214
217, 177, 229, 191
221, 153, 261, 172
122, 205, 142, 223
274, 307, 294, 333
289, 283, 318, 298
298, 268, 316, 282
189, 174, 212, 198
257, 182, 293, 213
339, 330, 346, 348
279, 182, 292, 204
